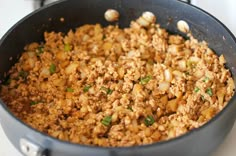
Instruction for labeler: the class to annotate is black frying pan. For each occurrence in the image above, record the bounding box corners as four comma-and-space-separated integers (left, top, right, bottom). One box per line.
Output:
0, 0, 236, 156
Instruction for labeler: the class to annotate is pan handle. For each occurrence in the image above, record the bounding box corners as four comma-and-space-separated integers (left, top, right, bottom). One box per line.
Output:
20, 138, 49, 156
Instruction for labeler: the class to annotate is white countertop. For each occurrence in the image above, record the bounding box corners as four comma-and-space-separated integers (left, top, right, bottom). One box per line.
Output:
0, 0, 236, 156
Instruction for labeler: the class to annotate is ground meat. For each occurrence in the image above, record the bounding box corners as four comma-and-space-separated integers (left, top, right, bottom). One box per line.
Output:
0, 14, 235, 147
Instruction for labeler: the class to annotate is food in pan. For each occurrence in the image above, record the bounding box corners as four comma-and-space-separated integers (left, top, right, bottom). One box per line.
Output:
104, 9, 120, 22
0, 12, 234, 147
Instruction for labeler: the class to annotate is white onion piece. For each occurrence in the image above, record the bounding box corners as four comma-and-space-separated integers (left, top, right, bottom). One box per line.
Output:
159, 81, 170, 91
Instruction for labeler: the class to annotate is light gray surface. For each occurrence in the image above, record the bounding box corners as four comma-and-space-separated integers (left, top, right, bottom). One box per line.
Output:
0, 0, 236, 156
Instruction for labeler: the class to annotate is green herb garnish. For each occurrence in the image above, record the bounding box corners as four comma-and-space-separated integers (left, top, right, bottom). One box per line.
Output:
107, 89, 113, 94
64, 43, 71, 52
83, 85, 91, 92
194, 87, 200, 93
127, 106, 133, 111
66, 87, 74, 92
101, 86, 113, 95
30, 101, 39, 106
140, 75, 152, 85
206, 88, 213, 96
184, 71, 190, 75
49, 63, 56, 74
101, 116, 112, 126
144, 115, 155, 126
201, 95, 205, 101
36, 46, 44, 56
203, 77, 209, 82
18, 70, 28, 80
